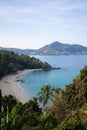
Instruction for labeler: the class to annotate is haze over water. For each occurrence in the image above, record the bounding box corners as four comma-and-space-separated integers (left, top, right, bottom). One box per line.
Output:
20, 55, 87, 98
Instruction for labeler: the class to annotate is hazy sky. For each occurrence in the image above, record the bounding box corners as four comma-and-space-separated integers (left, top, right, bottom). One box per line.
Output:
0, 0, 87, 49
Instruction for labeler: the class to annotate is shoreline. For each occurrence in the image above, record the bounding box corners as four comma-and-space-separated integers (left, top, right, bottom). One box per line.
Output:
0, 69, 42, 104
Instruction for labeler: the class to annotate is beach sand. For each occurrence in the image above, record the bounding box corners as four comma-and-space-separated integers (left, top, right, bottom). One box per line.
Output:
0, 69, 41, 104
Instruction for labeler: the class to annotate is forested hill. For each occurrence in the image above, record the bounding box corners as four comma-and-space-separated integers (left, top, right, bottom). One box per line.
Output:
0, 50, 51, 79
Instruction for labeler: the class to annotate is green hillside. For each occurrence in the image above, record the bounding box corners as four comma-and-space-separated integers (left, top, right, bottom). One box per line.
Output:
0, 50, 51, 79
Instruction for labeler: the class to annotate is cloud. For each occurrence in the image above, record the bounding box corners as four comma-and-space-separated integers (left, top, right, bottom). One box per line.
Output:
0, 0, 87, 27
0, 4, 63, 25
82, 25, 87, 30
45, 0, 87, 13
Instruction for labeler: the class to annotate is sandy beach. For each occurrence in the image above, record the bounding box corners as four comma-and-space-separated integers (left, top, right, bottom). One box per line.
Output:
0, 69, 41, 104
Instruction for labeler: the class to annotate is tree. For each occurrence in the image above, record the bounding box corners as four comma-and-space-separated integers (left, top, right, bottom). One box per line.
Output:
0, 50, 51, 79
0, 97, 42, 130
42, 62, 51, 70
38, 84, 54, 108
56, 111, 85, 130
80, 65, 87, 80
46, 92, 67, 122
2, 95, 18, 113
0, 103, 32, 130
38, 113, 58, 130
23, 97, 42, 115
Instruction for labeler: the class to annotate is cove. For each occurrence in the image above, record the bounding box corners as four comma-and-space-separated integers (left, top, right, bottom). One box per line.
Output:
19, 55, 87, 98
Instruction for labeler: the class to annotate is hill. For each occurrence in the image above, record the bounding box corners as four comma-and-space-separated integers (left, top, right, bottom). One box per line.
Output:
34, 41, 87, 55
0, 50, 51, 79
0, 47, 36, 55
0, 41, 87, 55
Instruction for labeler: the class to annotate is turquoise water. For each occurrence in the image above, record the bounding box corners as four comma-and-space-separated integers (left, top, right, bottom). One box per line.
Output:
20, 55, 87, 98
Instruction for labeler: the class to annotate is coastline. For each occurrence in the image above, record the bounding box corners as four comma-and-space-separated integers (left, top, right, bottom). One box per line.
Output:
0, 69, 42, 104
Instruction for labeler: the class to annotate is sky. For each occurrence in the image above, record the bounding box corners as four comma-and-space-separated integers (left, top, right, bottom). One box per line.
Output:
0, 0, 87, 49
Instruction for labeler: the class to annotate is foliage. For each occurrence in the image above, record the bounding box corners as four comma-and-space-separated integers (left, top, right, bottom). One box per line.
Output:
22, 97, 42, 115
46, 93, 67, 122
38, 84, 54, 108
39, 65, 87, 129
42, 62, 51, 70
55, 111, 85, 130
0, 97, 42, 130
0, 50, 51, 79
64, 66, 87, 110
1, 64, 87, 129
2, 95, 18, 113
80, 65, 87, 80
38, 113, 58, 130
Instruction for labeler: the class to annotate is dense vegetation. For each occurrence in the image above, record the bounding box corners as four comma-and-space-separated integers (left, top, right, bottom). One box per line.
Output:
0, 50, 51, 79
0, 51, 87, 129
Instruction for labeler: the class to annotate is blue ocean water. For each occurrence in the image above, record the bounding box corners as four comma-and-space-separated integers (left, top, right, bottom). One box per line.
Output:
20, 55, 87, 98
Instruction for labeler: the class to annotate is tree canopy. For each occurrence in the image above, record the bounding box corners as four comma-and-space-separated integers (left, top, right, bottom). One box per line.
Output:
0, 50, 51, 79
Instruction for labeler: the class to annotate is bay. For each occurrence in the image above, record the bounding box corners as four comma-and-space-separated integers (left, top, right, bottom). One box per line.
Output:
20, 55, 87, 98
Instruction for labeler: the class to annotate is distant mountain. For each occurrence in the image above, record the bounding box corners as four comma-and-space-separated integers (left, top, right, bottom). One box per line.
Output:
0, 47, 36, 55
34, 41, 87, 55
0, 41, 87, 55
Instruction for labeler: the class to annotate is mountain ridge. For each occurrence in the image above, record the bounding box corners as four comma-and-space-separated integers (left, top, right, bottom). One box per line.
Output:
34, 41, 87, 55
0, 41, 87, 55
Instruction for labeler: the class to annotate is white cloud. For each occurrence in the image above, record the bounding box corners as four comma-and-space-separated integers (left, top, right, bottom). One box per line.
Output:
0, 0, 87, 25
44, 0, 87, 13
0, 4, 63, 25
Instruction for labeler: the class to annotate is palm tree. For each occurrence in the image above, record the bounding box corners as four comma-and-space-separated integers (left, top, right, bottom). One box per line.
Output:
1, 102, 34, 130
1, 98, 42, 130
2, 95, 18, 113
38, 84, 54, 108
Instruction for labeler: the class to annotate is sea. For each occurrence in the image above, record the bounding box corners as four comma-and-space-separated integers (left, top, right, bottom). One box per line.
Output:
19, 55, 87, 99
